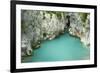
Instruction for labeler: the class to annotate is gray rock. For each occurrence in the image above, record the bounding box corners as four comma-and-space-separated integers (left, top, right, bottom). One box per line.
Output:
21, 10, 90, 56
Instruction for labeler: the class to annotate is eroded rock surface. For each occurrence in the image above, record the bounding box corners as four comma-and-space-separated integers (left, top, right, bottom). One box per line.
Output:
21, 10, 90, 56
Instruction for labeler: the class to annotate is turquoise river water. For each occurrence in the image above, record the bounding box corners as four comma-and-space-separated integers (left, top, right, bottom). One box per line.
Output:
22, 33, 90, 63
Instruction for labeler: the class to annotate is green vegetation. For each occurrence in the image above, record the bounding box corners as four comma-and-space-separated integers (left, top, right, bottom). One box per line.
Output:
21, 10, 90, 58
79, 13, 88, 22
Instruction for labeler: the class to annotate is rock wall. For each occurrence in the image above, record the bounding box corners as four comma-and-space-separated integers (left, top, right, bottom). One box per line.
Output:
21, 10, 90, 56
68, 13, 90, 47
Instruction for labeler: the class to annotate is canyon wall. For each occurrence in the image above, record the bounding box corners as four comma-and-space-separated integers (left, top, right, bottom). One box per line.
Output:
21, 10, 90, 56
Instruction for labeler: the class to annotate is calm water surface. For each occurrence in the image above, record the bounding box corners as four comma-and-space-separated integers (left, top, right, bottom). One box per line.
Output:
22, 33, 90, 63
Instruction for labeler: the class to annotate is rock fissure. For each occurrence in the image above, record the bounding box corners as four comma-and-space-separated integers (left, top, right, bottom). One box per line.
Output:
21, 10, 90, 57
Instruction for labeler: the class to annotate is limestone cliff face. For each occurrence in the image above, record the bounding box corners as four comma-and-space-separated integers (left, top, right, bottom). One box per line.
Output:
68, 13, 90, 48
21, 10, 90, 56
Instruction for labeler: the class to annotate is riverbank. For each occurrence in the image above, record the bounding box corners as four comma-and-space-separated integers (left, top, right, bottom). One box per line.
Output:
22, 33, 90, 63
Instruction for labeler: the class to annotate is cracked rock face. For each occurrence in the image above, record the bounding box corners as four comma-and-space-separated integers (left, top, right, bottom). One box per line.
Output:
68, 13, 90, 47
21, 10, 90, 56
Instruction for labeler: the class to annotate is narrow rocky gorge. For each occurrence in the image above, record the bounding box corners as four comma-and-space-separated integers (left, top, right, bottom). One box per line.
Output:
21, 10, 90, 57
